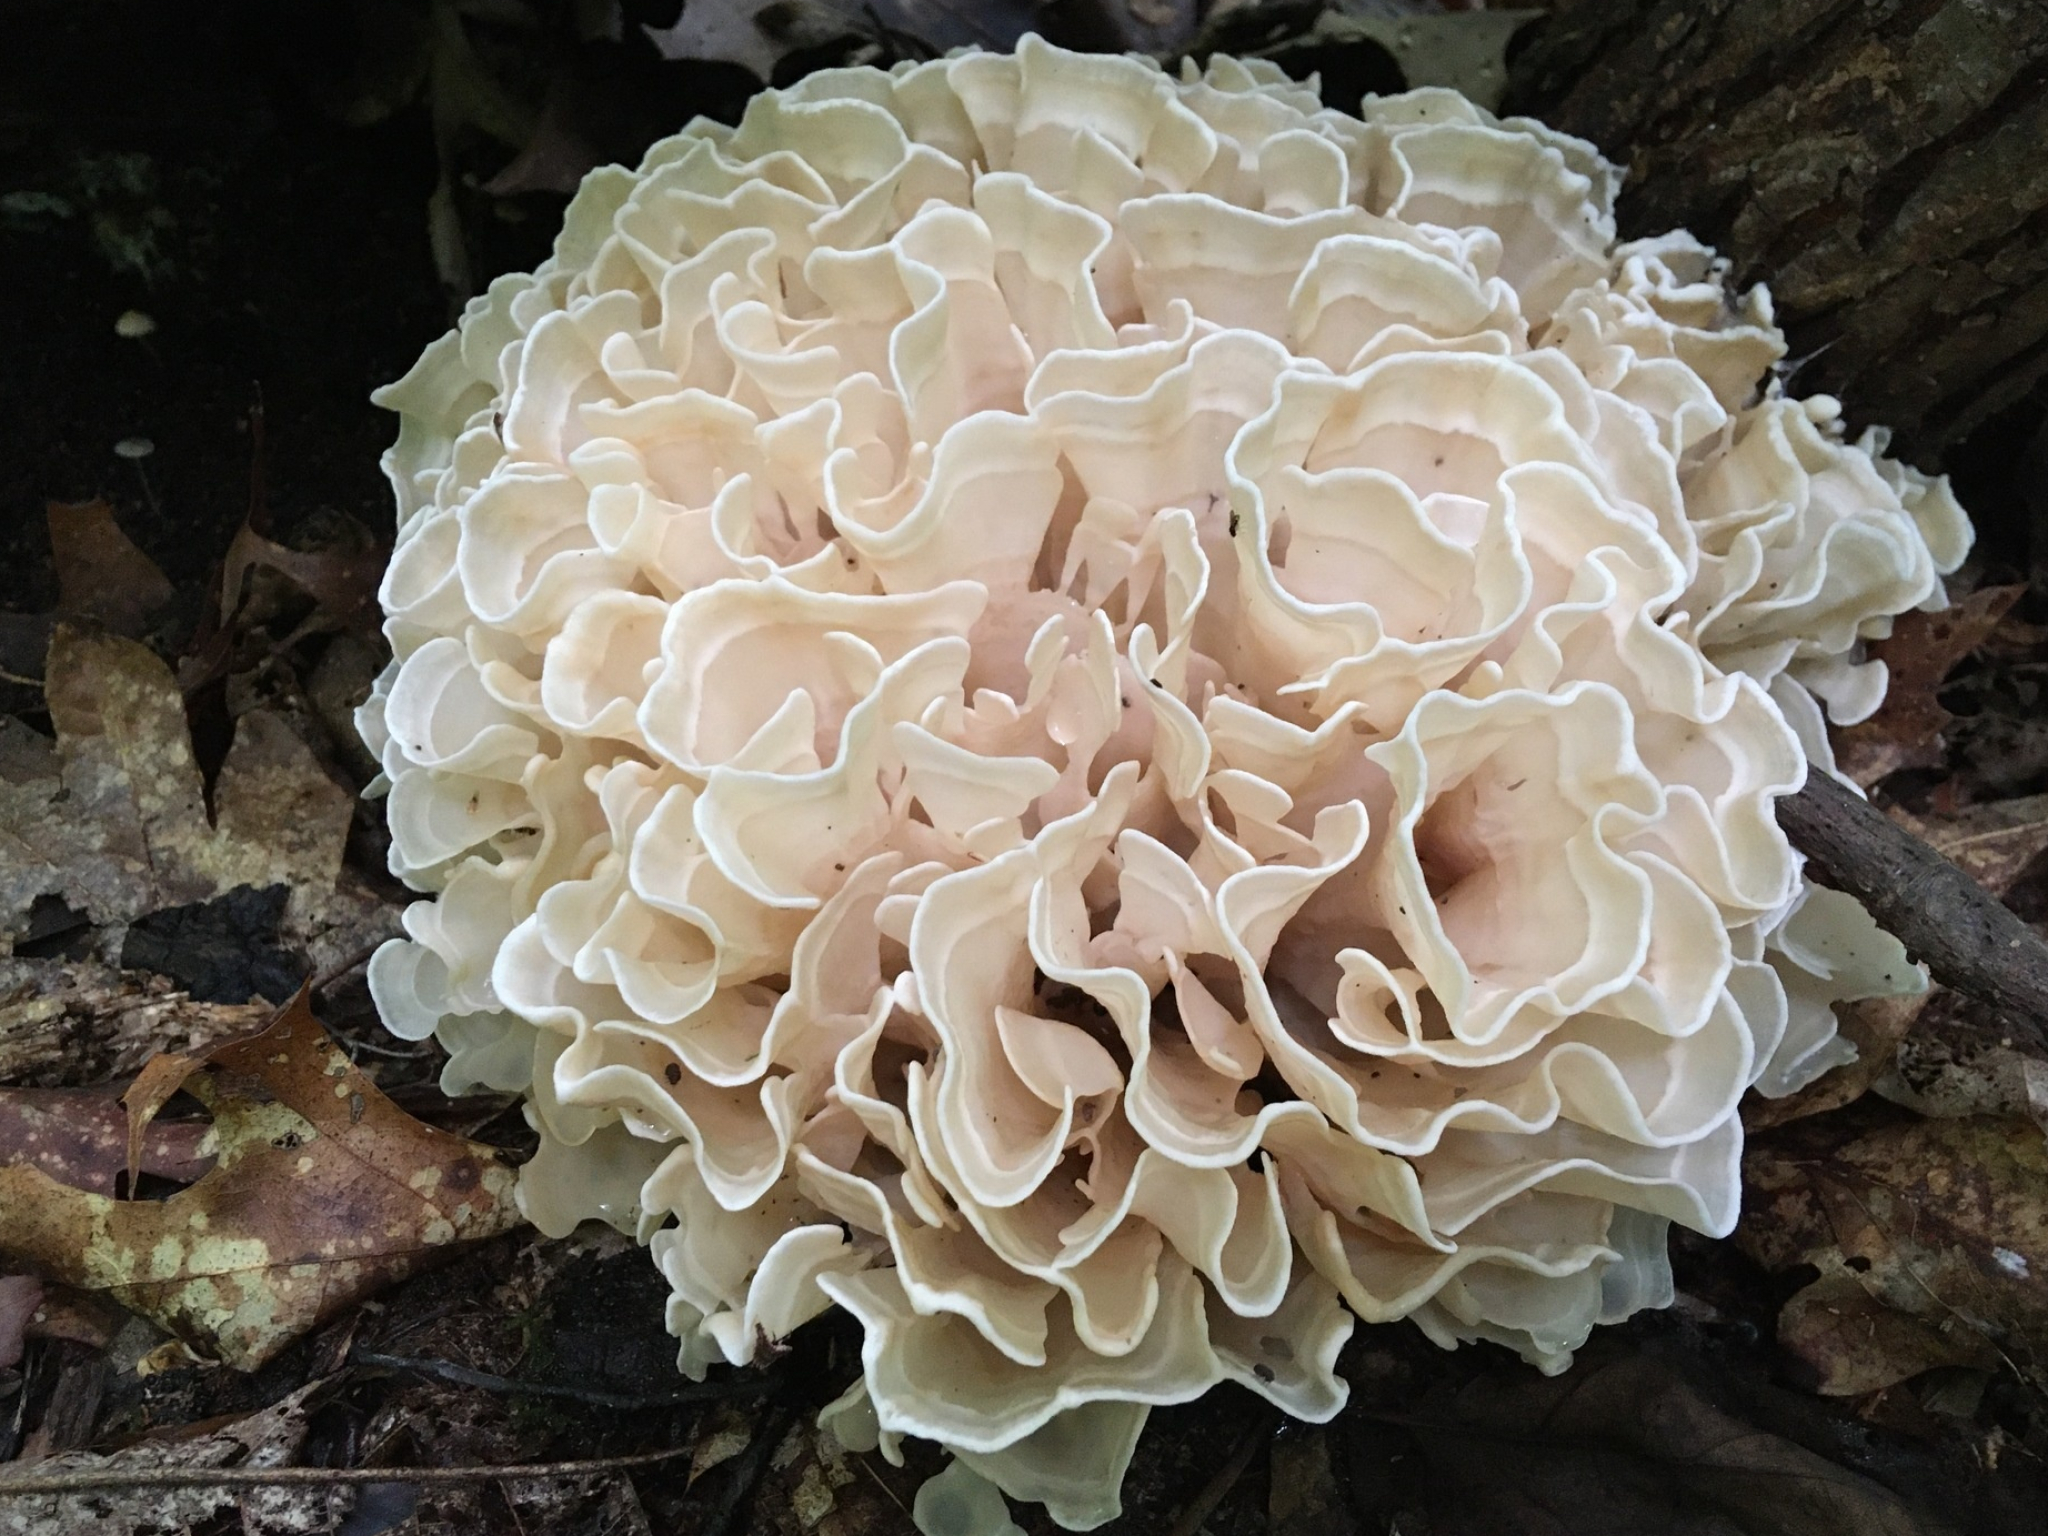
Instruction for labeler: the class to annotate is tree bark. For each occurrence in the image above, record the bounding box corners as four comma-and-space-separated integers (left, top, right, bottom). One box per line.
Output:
1505, 0, 2048, 467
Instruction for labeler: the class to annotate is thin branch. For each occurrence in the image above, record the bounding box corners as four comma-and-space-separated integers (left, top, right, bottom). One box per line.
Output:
1777, 771, 2048, 1036
851, 1452, 915, 1524
312, 942, 387, 994
0, 1445, 689, 1497
350, 1347, 770, 1411
1165, 1406, 1276, 1536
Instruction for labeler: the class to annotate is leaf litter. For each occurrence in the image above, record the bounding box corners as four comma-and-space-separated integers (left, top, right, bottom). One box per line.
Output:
0, 988, 521, 1371
0, 623, 391, 979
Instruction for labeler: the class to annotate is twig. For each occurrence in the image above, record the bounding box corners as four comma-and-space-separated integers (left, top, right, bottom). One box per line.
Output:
0, 1445, 688, 1497
350, 1347, 770, 1411
851, 1452, 914, 1523
1165, 1406, 1276, 1536
1776, 771, 2048, 1035
340, 1034, 435, 1060
312, 942, 386, 994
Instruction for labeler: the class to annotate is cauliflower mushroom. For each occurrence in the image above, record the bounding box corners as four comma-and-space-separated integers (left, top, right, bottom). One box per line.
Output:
361, 36, 1965, 1529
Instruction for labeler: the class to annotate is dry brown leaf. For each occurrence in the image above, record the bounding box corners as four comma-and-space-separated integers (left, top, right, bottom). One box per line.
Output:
0, 625, 371, 963
1746, 992, 1930, 1131
45, 500, 174, 639
1741, 1116, 2048, 1397
1833, 586, 2026, 787
1875, 1000, 2048, 1135
220, 520, 384, 644
645, 0, 1041, 82
1894, 793, 2048, 899
0, 989, 521, 1369
1777, 1272, 2002, 1396
16, 1284, 125, 1352
0, 1085, 212, 1195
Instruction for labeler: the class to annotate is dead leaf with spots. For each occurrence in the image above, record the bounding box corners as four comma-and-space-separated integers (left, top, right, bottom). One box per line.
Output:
0, 625, 389, 974
0, 988, 521, 1369
1740, 1115, 2048, 1398
1832, 585, 2026, 788
0, 1084, 213, 1194
1875, 995, 2048, 1137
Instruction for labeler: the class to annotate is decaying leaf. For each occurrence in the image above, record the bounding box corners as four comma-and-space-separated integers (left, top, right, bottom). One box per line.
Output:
1305, 9, 1540, 111
219, 518, 384, 647
1875, 996, 2048, 1136
45, 500, 174, 640
0, 626, 381, 973
0, 1085, 212, 1195
1741, 1116, 2048, 1398
1777, 1272, 2002, 1397
1833, 586, 2027, 788
1191, 4, 1541, 112
0, 1378, 330, 1536
0, 990, 521, 1369
1893, 793, 2048, 900
1746, 991, 1930, 1130
120, 884, 308, 1007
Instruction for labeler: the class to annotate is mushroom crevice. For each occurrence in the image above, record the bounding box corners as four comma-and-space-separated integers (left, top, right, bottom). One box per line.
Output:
361, 37, 1966, 1529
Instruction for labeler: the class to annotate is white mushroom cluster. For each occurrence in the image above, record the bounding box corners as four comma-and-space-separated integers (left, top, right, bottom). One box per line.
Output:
361, 38, 1967, 1529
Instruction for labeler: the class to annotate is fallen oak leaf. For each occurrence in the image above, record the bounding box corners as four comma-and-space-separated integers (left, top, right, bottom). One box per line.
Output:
1832, 585, 2026, 788
1740, 1115, 2048, 1398
0, 987, 521, 1369
0, 1084, 213, 1196
218, 518, 385, 647
45, 500, 174, 640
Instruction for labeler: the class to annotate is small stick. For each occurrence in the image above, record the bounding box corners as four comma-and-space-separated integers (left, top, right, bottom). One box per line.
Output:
1777, 772, 2048, 1032
0, 1444, 688, 1497
1165, 1407, 1276, 1536
351, 1347, 769, 1411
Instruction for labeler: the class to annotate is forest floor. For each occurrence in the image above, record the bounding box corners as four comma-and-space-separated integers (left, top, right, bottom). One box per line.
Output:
2, 4, 2047, 1534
